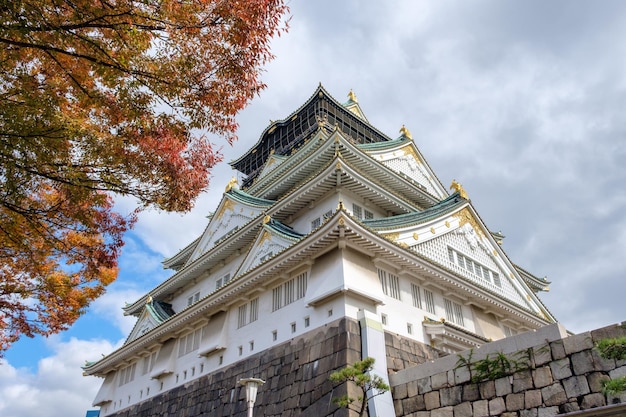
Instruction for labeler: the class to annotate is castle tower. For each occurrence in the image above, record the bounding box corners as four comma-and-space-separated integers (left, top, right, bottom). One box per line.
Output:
83, 86, 554, 417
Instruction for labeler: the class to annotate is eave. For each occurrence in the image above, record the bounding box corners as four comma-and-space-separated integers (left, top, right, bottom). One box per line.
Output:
85, 211, 552, 376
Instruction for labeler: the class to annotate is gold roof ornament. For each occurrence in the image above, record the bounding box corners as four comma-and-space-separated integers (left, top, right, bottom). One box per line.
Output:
399, 125, 413, 140
347, 89, 358, 102
263, 215, 271, 224
450, 179, 468, 199
225, 176, 239, 192
146, 295, 153, 304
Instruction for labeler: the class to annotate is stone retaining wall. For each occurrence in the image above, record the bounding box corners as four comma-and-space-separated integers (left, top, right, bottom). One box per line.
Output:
105, 317, 363, 417
391, 322, 626, 417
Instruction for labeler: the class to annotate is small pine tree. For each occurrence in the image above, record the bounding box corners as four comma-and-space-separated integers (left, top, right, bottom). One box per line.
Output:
329, 357, 390, 416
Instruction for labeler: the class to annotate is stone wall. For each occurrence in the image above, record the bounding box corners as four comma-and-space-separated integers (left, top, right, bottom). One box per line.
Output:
391, 322, 626, 417
104, 317, 363, 417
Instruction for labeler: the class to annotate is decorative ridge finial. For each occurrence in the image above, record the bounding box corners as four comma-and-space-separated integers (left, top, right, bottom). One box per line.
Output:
263, 215, 271, 224
347, 89, 358, 103
146, 295, 153, 304
225, 176, 239, 192
450, 179, 468, 199
399, 125, 412, 140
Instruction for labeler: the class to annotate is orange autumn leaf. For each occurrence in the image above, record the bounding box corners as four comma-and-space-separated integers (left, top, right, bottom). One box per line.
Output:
0, 0, 288, 353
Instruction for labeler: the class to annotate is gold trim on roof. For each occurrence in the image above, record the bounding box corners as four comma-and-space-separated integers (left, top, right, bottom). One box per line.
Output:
263, 215, 271, 224
348, 89, 358, 102
452, 207, 485, 238
399, 125, 413, 140
215, 198, 235, 219
225, 177, 238, 192
413, 232, 419, 241
383, 232, 399, 242
259, 230, 271, 245
450, 179, 468, 199
401, 144, 423, 164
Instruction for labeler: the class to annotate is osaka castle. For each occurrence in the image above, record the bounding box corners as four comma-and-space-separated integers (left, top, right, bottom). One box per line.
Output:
83, 85, 555, 417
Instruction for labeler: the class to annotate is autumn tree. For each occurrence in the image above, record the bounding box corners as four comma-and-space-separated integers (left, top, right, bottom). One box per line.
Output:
0, 0, 288, 353
329, 357, 390, 417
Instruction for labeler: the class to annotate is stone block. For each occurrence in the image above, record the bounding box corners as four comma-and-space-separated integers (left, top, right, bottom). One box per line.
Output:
454, 365, 471, 384
418, 376, 432, 394
559, 401, 580, 413
505, 392, 525, 411
541, 383, 567, 406
571, 350, 594, 375
412, 412, 432, 417
495, 376, 512, 396
538, 406, 559, 417
581, 392, 606, 409
431, 406, 453, 417
587, 372, 610, 393
563, 331, 594, 355
488, 397, 506, 415
591, 348, 616, 371
395, 383, 408, 400
520, 409, 538, 417
590, 322, 626, 343
525, 389, 542, 408
479, 380, 495, 399
502, 413, 518, 417
440, 386, 462, 407
513, 370, 534, 393
533, 343, 552, 366
424, 391, 440, 410
550, 339, 566, 360
549, 358, 572, 380
472, 399, 489, 417
462, 384, 479, 402
453, 401, 472, 417
533, 366, 553, 388
402, 394, 426, 414
394, 398, 404, 416
563, 375, 591, 399
609, 365, 626, 379
432, 371, 449, 390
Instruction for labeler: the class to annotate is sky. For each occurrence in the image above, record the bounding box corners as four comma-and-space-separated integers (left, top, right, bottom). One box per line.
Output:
2, 1, 626, 416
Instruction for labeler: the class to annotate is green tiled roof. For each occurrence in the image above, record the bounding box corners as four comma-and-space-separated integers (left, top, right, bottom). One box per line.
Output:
357, 136, 408, 151
227, 188, 275, 207
146, 300, 175, 323
363, 192, 465, 229
265, 218, 304, 240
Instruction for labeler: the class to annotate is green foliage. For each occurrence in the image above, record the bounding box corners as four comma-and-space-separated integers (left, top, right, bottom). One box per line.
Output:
603, 376, 626, 396
329, 357, 390, 417
456, 349, 532, 383
596, 337, 626, 360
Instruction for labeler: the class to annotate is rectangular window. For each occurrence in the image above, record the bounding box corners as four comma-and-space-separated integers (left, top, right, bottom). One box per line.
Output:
272, 330, 277, 341
381, 314, 388, 325
291, 322, 296, 333
272, 286, 283, 311
141, 351, 157, 376
187, 291, 200, 306
352, 203, 362, 219
223, 273, 231, 285
364, 209, 374, 220
249, 298, 259, 323
411, 283, 422, 309
237, 304, 248, 329
407, 323, 413, 334
118, 363, 136, 387
178, 328, 202, 357
493, 273, 502, 288
311, 217, 321, 230
272, 272, 308, 311
444, 298, 464, 326
448, 247, 501, 288
304, 316, 310, 327
284, 279, 295, 305
378, 269, 401, 300
323, 210, 333, 220
215, 278, 222, 290
423, 289, 436, 314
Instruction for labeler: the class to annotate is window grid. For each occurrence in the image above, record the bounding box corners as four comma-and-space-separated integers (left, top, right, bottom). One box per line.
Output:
378, 269, 401, 300
178, 328, 202, 357
411, 283, 422, 309
448, 247, 502, 288
423, 289, 436, 314
272, 272, 308, 311
444, 298, 465, 327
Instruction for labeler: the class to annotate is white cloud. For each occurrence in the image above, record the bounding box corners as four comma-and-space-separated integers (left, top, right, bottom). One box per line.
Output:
0, 338, 120, 417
